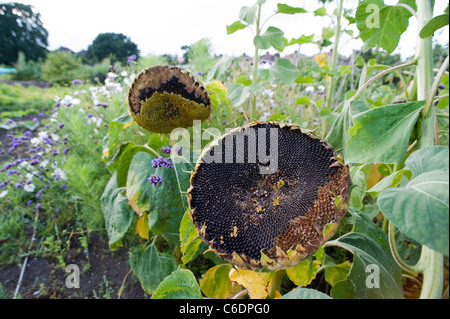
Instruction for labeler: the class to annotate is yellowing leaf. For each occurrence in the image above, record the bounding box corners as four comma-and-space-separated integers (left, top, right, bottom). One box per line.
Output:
135, 212, 149, 239
229, 268, 273, 299
285, 247, 323, 286
366, 164, 385, 190
200, 264, 243, 299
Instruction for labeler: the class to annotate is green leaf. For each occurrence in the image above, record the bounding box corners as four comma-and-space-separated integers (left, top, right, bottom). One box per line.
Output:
126, 152, 191, 245
276, 3, 307, 14
239, 5, 257, 25
324, 261, 352, 287
100, 172, 134, 248
254, 26, 285, 50
288, 34, 315, 46
152, 269, 203, 299
356, 1, 412, 53
345, 101, 425, 164
329, 232, 403, 299
226, 20, 248, 35
129, 243, 177, 294
260, 58, 299, 85
314, 7, 327, 16
206, 56, 234, 81
367, 168, 412, 196
280, 287, 332, 299
227, 83, 252, 107
378, 146, 449, 256
405, 145, 449, 176
419, 14, 449, 38
180, 210, 202, 264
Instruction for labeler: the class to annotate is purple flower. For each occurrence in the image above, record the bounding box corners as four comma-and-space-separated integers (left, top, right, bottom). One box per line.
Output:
52, 149, 58, 156
58, 123, 65, 129
54, 175, 60, 181
32, 117, 39, 123
6, 119, 14, 125
42, 137, 54, 146
61, 184, 67, 189
72, 79, 83, 85
55, 208, 60, 212
7, 169, 19, 175
4, 163, 14, 170
24, 131, 33, 137
151, 156, 173, 169
63, 147, 70, 155
38, 112, 45, 117
30, 160, 40, 166
36, 190, 44, 199
127, 54, 137, 64
27, 200, 33, 206
87, 113, 94, 118
161, 146, 172, 154
15, 182, 23, 189
148, 175, 163, 187
35, 203, 42, 210
96, 103, 108, 108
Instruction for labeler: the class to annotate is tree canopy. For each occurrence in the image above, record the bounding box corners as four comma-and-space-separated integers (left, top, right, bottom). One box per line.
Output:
0, 2, 49, 66
85, 32, 140, 65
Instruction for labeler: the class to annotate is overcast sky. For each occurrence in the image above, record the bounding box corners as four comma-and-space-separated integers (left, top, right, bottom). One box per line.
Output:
17, 0, 449, 59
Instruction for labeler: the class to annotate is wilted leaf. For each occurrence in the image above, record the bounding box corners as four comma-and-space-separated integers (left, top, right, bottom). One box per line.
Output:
286, 247, 323, 286
229, 268, 273, 299
200, 264, 242, 299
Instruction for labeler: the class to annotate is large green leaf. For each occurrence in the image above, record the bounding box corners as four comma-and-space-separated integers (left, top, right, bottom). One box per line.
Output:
326, 100, 353, 155
226, 20, 248, 35
129, 243, 177, 294
126, 151, 191, 245
280, 287, 332, 299
260, 58, 299, 85
152, 269, 203, 299
345, 101, 425, 164
254, 26, 285, 50
100, 172, 134, 248
356, 0, 412, 53
378, 147, 449, 256
329, 232, 403, 299
419, 14, 449, 38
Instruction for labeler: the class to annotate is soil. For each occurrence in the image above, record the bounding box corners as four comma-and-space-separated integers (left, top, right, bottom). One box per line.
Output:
0, 232, 147, 299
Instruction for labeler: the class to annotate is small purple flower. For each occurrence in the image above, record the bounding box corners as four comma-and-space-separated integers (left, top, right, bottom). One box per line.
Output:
72, 79, 83, 85
152, 156, 173, 169
87, 113, 94, 118
30, 160, 40, 166
6, 119, 14, 125
4, 163, 14, 170
7, 169, 19, 175
35, 203, 42, 210
127, 54, 137, 64
58, 123, 65, 129
38, 112, 45, 117
63, 147, 70, 155
24, 131, 32, 137
54, 175, 60, 181
61, 184, 67, 189
148, 175, 163, 187
27, 200, 33, 206
32, 117, 39, 123
36, 190, 44, 199
15, 182, 23, 189
52, 149, 58, 156
161, 146, 172, 154
97, 103, 108, 108
42, 137, 54, 146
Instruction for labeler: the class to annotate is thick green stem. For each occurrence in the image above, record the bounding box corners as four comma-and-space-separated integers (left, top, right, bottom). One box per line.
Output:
326, 0, 344, 109
268, 269, 284, 299
414, 0, 444, 299
416, 0, 434, 148
250, 3, 262, 120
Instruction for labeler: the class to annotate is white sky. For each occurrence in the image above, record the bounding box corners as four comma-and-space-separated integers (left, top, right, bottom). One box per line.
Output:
17, 0, 449, 60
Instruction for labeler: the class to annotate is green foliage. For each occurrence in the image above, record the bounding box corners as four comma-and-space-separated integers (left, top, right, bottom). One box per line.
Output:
187, 38, 217, 76
41, 51, 83, 86
0, 3, 48, 65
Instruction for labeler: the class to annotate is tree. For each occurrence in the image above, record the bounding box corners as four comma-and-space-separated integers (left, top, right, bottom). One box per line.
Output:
0, 2, 48, 66
85, 33, 139, 65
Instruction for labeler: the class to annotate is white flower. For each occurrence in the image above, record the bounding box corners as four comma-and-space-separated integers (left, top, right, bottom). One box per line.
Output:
24, 183, 36, 192
25, 173, 34, 181
0, 190, 8, 198
120, 71, 128, 77
52, 167, 67, 180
